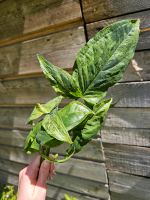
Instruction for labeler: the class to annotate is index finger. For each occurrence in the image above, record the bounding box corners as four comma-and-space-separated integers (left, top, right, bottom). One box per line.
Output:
26, 154, 41, 180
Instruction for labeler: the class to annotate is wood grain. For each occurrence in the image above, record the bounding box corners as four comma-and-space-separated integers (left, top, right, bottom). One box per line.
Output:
0, 133, 104, 162
0, 107, 150, 131
122, 51, 150, 82
0, 157, 107, 184
108, 170, 150, 200
0, 76, 150, 106
103, 143, 150, 177
105, 107, 150, 129
82, 0, 150, 23
0, 77, 56, 105
86, 10, 150, 38
86, 10, 150, 50
107, 81, 150, 107
0, 27, 85, 76
0, 0, 82, 41
101, 127, 150, 147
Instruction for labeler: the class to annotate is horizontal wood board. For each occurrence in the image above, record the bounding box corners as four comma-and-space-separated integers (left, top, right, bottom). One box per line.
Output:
0, 129, 104, 162
103, 143, 150, 177
0, 76, 150, 106
0, 27, 85, 76
82, 0, 150, 23
86, 10, 150, 38
0, 0, 82, 41
108, 170, 150, 200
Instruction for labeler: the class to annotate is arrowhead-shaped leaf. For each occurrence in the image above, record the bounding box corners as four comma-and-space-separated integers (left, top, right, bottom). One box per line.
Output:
27, 96, 63, 124
58, 101, 93, 131
67, 98, 112, 154
37, 55, 82, 98
42, 113, 72, 144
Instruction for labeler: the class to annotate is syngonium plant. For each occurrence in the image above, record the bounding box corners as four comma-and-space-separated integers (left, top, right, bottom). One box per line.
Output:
24, 19, 140, 163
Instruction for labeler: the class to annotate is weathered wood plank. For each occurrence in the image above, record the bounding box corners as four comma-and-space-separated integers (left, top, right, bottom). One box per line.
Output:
0, 107, 32, 129
86, 10, 150, 38
0, 26, 85, 76
86, 10, 150, 50
107, 81, 150, 107
0, 0, 82, 41
101, 127, 150, 147
50, 173, 109, 199
0, 107, 150, 135
108, 170, 150, 200
122, 51, 150, 82
0, 170, 102, 200
105, 107, 150, 129
0, 137, 104, 162
0, 76, 150, 106
0, 107, 150, 131
1, 50, 150, 83
82, 0, 150, 23
0, 129, 27, 147
0, 158, 107, 184
103, 143, 150, 177
1, 126, 149, 152
0, 77, 56, 104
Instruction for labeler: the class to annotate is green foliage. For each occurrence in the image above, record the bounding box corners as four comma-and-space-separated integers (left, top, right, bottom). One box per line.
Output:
0, 185, 17, 200
27, 96, 63, 124
24, 19, 140, 163
64, 194, 78, 200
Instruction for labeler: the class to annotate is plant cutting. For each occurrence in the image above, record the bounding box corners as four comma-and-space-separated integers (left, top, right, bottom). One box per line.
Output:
24, 19, 140, 163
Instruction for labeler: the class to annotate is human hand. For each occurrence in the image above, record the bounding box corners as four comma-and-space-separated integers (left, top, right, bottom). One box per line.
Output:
17, 155, 55, 200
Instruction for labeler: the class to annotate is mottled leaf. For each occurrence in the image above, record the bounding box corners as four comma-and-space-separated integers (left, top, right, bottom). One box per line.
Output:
42, 113, 72, 144
37, 55, 82, 98
67, 98, 112, 154
73, 19, 140, 95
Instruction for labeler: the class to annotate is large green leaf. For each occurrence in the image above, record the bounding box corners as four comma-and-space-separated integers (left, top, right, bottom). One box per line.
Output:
67, 98, 112, 154
58, 101, 93, 131
37, 55, 82, 98
72, 19, 140, 96
27, 96, 63, 124
42, 113, 72, 144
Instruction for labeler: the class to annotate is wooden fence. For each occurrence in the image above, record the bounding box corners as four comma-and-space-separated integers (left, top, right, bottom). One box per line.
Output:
0, 0, 149, 199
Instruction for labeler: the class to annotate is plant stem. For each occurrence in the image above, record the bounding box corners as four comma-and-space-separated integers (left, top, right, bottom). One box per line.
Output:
40, 145, 50, 163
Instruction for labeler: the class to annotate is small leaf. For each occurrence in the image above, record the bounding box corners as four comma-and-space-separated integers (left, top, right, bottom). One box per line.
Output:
24, 122, 42, 153
67, 99, 112, 154
73, 19, 140, 96
42, 113, 72, 144
58, 101, 93, 131
37, 55, 82, 98
82, 98, 112, 140
82, 91, 106, 106
27, 96, 63, 124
